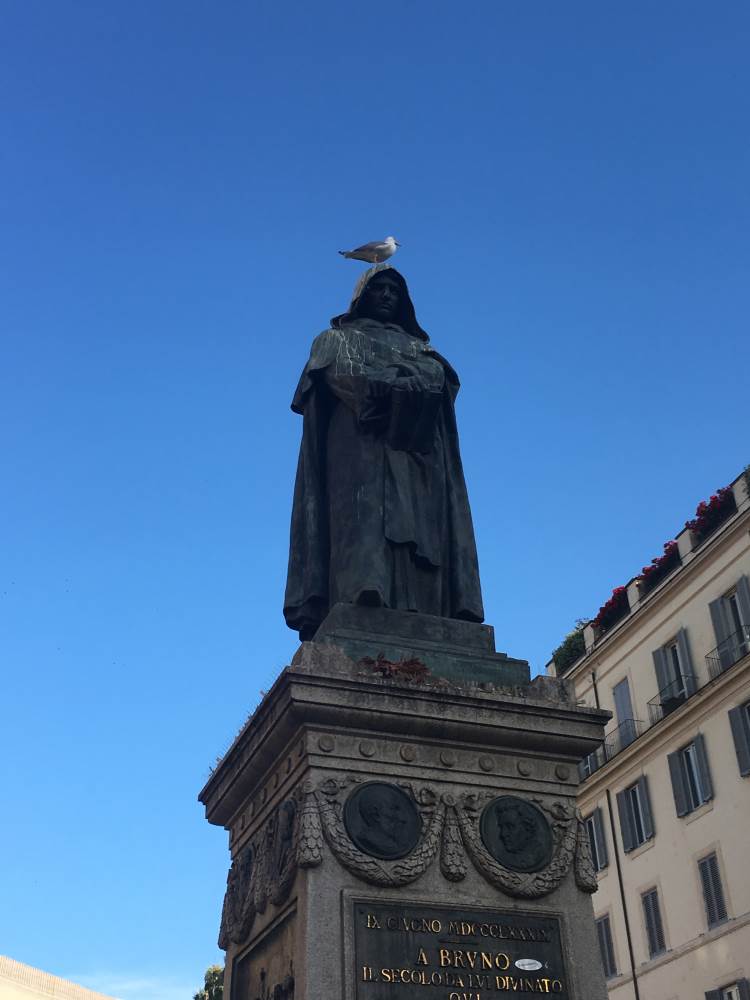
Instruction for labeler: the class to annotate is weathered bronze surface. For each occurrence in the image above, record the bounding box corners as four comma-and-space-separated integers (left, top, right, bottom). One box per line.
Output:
344, 782, 422, 860
284, 266, 484, 639
479, 796, 553, 873
354, 901, 569, 998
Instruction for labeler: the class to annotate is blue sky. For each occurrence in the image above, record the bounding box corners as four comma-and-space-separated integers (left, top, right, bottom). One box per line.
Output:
2, 2, 749, 997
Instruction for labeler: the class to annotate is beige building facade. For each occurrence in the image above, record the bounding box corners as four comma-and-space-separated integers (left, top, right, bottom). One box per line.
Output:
549, 468, 750, 1000
0, 957, 116, 1000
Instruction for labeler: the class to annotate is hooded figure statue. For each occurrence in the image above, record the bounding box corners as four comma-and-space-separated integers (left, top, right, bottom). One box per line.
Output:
284, 264, 484, 639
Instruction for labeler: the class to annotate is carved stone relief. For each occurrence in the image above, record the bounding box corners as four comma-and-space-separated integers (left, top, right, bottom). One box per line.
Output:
219, 794, 305, 949
252, 965, 294, 1000
314, 777, 445, 887
343, 782, 422, 860
307, 778, 596, 900
479, 795, 553, 872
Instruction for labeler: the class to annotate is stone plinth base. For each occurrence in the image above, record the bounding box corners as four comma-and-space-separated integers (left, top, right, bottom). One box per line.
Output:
199, 608, 610, 1000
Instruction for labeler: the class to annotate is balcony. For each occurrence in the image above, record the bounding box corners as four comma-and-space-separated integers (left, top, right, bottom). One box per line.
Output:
577, 718, 647, 780
578, 620, 750, 784
606, 717, 648, 755
707, 626, 750, 679
578, 744, 609, 780
647, 672, 697, 725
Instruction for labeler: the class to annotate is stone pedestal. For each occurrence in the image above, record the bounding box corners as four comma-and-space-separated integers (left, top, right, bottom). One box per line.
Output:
199, 606, 610, 1000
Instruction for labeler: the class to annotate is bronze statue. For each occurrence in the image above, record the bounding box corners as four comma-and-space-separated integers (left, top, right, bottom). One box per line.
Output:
284, 265, 484, 639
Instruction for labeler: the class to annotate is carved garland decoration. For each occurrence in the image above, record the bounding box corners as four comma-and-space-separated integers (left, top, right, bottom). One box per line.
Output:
219, 790, 306, 949
218, 780, 598, 949
314, 778, 445, 887
308, 780, 597, 900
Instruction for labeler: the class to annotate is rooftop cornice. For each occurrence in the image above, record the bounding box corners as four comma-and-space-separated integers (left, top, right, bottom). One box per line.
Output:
557, 473, 750, 680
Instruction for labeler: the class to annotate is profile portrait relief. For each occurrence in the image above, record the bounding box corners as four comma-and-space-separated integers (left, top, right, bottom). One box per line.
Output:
344, 782, 422, 861
479, 796, 553, 873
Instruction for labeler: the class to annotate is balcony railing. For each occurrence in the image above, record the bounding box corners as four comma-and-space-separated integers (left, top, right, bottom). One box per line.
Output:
607, 717, 648, 755
579, 624, 750, 784
578, 744, 609, 780
647, 672, 697, 725
707, 626, 750, 679
577, 718, 647, 780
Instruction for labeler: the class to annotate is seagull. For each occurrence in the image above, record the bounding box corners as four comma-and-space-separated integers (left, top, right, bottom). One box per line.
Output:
338, 236, 401, 263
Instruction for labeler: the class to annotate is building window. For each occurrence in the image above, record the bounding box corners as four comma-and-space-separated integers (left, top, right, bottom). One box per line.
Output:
667, 734, 714, 816
705, 981, 750, 1000
612, 677, 638, 749
729, 702, 750, 776
709, 576, 750, 673
641, 887, 666, 957
595, 914, 617, 979
698, 852, 728, 928
579, 749, 600, 780
616, 776, 654, 852
650, 629, 696, 722
585, 807, 609, 872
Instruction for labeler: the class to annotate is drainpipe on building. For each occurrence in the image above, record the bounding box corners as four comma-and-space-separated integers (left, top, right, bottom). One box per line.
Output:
605, 788, 641, 1000
593, 669, 640, 998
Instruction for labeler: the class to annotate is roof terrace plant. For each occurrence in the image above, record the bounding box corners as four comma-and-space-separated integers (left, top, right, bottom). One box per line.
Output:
551, 623, 587, 673
638, 539, 680, 595
685, 485, 736, 544
593, 586, 630, 635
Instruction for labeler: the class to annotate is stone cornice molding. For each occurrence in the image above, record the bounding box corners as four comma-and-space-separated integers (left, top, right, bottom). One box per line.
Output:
200, 645, 609, 828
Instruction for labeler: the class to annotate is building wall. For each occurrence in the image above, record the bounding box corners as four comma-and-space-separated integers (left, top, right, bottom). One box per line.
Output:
0, 957, 116, 1000
551, 471, 750, 1000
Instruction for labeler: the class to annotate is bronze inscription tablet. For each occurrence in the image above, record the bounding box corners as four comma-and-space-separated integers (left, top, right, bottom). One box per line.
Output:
354, 902, 568, 998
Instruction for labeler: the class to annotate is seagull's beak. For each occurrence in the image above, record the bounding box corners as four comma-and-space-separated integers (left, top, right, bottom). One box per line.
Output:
395, 241, 402, 247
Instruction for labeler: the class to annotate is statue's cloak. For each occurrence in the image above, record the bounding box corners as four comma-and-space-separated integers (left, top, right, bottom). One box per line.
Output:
284, 265, 484, 637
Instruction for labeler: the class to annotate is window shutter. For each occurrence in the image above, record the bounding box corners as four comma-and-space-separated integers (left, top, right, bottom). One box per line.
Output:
736, 575, 750, 626
668, 749, 690, 816
596, 916, 616, 979
652, 646, 670, 694
593, 807, 609, 869
698, 853, 727, 927
729, 705, 750, 776
704, 992, 721, 1000
642, 889, 665, 956
638, 775, 654, 839
694, 733, 714, 802
709, 597, 732, 669
642, 892, 656, 955
616, 789, 635, 852
677, 628, 697, 694
737, 979, 750, 1000
613, 678, 636, 745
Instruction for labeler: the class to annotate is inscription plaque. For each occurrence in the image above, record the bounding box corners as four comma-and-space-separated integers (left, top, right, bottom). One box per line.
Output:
354, 901, 569, 998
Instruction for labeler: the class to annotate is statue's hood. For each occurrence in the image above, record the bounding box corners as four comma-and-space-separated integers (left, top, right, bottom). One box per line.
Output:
330, 264, 429, 341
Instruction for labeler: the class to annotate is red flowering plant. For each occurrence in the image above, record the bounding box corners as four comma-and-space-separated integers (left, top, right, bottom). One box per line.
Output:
593, 586, 630, 635
685, 485, 737, 544
637, 540, 681, 595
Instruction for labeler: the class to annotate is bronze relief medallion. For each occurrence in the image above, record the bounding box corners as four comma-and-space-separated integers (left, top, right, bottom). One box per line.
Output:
344, 782, 422, 860
479, 795, 553, 872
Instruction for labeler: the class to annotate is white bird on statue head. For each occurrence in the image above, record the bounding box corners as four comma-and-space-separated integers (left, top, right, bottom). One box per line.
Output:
338, 236, 401, 264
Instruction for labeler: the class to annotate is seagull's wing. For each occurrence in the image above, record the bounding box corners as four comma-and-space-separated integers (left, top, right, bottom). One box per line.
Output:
348, 239, 387, 254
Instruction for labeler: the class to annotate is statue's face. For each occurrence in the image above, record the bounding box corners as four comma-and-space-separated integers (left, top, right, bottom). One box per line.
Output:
359, 274, 401, 322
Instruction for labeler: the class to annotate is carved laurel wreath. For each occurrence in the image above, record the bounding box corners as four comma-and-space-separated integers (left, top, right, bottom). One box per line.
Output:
219, 791, 302, 948
219, 779, 597, 948
307, 778, 597, 898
